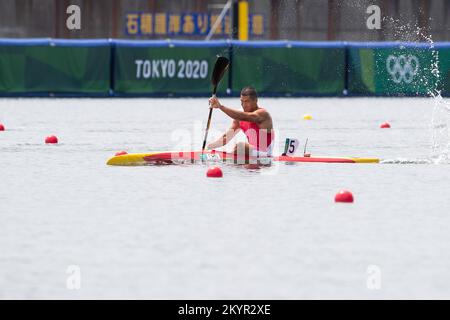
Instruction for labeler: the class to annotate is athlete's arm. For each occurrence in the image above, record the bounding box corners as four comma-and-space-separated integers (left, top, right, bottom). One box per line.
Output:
206, 120, 240, 149
209, 97, 267, 123
217, 105, 267, 124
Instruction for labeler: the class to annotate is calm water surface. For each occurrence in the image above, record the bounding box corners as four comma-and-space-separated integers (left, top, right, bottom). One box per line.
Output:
0, 97, 449, 299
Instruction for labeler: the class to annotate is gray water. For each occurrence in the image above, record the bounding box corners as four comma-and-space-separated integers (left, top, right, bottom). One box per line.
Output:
1, 97, 450, 299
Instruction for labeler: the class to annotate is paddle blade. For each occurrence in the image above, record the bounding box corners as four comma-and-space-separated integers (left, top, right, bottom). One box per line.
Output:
211, 56, 229, 94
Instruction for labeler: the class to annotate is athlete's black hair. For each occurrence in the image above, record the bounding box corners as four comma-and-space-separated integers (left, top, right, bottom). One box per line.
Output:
240, 86, 258, 100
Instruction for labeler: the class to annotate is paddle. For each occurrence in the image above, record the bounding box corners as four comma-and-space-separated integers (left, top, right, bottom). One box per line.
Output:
201, 56, 230, 155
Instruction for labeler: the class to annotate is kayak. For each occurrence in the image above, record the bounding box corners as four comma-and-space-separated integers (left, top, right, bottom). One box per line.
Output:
106, 150, 379, 166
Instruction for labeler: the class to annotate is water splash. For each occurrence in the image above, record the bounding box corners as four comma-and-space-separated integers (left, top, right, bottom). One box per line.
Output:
380, 158, 432, 165
424, 34, 450, 164
430, 93, 450, 164
382, 16, 450, 164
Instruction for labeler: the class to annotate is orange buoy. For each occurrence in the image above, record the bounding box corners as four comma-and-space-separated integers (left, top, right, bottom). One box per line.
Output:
206, 166, 223, 178
335, 190, 354, 203
115, 151, 128, 156
0, 123, 4, 131
45, 135, 58, 144
380, 122, 391, 129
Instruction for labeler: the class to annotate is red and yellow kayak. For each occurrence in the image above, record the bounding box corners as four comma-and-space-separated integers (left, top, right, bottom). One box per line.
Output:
106, 150, 379, 166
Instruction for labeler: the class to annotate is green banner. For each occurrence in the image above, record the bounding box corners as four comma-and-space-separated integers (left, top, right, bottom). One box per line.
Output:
1, 40, 448, 97
231, 45, 345, 95
0, 43, 110, 94
114, 43, 230, 95
348, 46, 450, 95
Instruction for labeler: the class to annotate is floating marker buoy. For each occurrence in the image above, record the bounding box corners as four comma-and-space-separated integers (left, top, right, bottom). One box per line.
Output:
303, 114, 313, 120
335, 190, 354, 203
115, 151, 128, 156
0, 123, 4, 131
45, 135, 58, 144
380, 122, 391, 128
206, 166, 223, 178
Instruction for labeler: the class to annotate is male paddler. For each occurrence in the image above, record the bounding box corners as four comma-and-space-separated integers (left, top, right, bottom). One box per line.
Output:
207, 86, 274, 157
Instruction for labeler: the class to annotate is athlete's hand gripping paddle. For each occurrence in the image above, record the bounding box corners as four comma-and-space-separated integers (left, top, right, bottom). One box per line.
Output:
201, 56, 229, 155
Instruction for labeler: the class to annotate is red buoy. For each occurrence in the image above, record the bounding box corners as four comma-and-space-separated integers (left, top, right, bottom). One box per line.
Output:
206, 166, 223, 178
380, 122, 391, 129
115, 151, 128, 156
0, 123, 4, 131
45, 135, 58, 144
335, 190, 354, 203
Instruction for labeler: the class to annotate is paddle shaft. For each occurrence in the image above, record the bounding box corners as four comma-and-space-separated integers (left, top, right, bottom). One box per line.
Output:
202, 85, 217, 154
201, 97, 215, 152
201, 56, 229, 154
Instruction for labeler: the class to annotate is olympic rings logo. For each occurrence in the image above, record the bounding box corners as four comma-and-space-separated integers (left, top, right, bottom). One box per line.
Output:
386, 55, 420, 84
